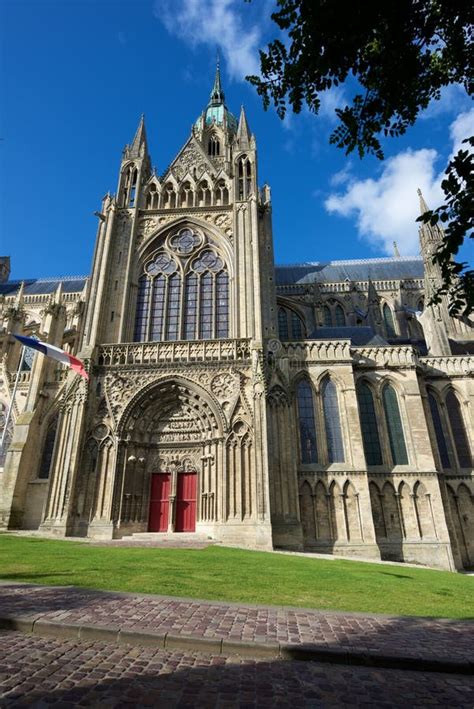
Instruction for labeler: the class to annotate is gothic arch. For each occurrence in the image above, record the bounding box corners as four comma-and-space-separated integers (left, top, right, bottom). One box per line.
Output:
117, 375, 225, 440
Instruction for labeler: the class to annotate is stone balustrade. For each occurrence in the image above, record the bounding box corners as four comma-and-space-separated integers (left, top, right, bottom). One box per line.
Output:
419, 355, 474, 377
351, 345, 417, 368
282, 340, 352, 363
97, 338, 252, 367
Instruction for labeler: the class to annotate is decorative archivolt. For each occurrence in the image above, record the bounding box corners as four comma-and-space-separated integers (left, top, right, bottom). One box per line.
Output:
137, 212, 233, 248
112, 374, 227, 440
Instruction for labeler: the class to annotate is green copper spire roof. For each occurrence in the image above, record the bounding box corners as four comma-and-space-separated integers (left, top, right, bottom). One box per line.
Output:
209, 57, 225, 107
194, 59, 238, 134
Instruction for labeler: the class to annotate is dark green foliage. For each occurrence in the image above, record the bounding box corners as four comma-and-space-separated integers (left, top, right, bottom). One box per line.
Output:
247, 0, 473, 314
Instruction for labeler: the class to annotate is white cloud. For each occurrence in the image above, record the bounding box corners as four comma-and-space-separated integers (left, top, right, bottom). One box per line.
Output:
449, 107, 474, 158
419, 84, 470, 121
324, 110, 473, 256
153, 0, 262, 80
318, 85, 348, 122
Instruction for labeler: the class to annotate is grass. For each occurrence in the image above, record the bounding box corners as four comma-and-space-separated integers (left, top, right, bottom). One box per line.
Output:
0, 534, 472, 619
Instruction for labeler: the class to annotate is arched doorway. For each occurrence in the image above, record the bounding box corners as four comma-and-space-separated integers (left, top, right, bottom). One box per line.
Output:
116, 378, 222, 535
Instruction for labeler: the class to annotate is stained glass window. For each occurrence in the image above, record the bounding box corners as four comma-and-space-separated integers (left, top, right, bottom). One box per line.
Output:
216, 272, 229, 338
428, 392, 451, 469
134, 236, 229, 342
382, 384, 408, 465
278, 308, 289, 340
38, 416, 58, 479
322, 378, 344, 462
323, 306, 332, 327
184, 273, 198, 340
291, 311, 303, 339
134, 275, 151, 341
200, 273, 213, 339
383, 304, 396, 338
165, 274, 181, 340
335, 305, 345, 327
149, 275, 165, 341
297, 380, 318, 464
446, 390, 471, 468
357, 382, 383, 465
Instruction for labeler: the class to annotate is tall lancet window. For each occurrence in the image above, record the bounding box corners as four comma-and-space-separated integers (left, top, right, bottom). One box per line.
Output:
297, 379, 318, 464
237, 155, 252, 200
121, 164, 138, 207
322, 377, 344, 462
208, 135, 220, 156
445, 390, 471, 468
383, 304, 396, 338
133, 230, 229, 342
357, 382, 383, 466
382, 384, 408, 465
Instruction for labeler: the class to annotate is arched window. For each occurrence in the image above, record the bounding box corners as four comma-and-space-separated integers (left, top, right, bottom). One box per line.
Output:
323, 306, 332, 327
322, 378, 344, 462
382, 384, 408, 465
291, 311, 303, 339
237, 155, 252, 200
197, 180, 211, 207
445, 390, 471, 468
278, 308, 289, 340
208, 135, 220, 157
180, 181, 193, 208
428, 392, 451, 469
163, 182, 176, 208
297, 380, 318, 464
357, 382, 383, 465
121, 164, 138, 207
383, 304, 396, 338
134, 233, 229, 342
334, 304, 346, 327
146, 183, 159, 209
38, 416, 58, 479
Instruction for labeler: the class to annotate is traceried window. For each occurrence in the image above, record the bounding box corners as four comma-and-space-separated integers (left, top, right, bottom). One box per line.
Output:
133, 229, 229, 342
121, 164, 138, 207
428, 391, 451, 469
334, 304, 346, 327
322, 378, 344, 463
445, 390, 471, 468
297, 380, 318, 464
323, 306, 332, 327
357, 382, 383, 466
208, 135, 220, 156
383, 303, 396, 338
237, 155, 252, 200
382, 384, 408, 465
278, 307, 305, 340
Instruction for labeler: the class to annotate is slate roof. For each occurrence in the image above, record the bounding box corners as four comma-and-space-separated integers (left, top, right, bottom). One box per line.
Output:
0, 277, 88, 297
276, 257, 424, 286
307, 326, 388, 346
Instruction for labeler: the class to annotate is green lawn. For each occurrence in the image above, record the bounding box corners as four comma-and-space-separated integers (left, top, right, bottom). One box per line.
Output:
0, 534, 472, 618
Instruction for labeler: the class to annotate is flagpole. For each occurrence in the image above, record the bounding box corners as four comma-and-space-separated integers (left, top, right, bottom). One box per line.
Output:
0, 345, 26, 453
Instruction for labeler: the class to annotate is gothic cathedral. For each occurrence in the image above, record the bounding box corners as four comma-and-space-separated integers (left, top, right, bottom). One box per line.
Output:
1, 67, 473, 571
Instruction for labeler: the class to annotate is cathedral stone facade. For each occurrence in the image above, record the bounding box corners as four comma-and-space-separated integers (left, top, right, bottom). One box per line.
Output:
1, 68, 473, 570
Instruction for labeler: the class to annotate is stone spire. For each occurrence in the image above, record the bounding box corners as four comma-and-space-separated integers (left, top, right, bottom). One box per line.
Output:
393, 241, 400, 258
128, 114, 148, 159
209, 57, 225, 106
236, 105, 252, 149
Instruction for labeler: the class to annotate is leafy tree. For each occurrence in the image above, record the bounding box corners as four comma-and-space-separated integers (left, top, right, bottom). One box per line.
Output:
247, 0, 473, 316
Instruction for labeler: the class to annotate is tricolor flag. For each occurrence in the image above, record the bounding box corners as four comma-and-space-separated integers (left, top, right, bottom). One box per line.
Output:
13, 334, 89, 380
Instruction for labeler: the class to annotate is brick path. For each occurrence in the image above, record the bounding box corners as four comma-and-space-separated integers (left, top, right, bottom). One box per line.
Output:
0, 582, 472, 672
1, 631, 473, 708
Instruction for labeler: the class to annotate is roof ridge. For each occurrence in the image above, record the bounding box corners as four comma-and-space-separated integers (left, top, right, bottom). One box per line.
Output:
5, 275, 88, 284
276, 256, 422, 268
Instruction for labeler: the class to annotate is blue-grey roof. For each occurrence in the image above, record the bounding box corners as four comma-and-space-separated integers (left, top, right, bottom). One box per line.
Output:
0, 277, 88, 297
308, 326, 388, 346
276, 257, 424, 286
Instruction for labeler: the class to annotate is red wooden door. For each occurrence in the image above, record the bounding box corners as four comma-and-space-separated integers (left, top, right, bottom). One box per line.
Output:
175, 472, 197, 532
149, 473, 171, 532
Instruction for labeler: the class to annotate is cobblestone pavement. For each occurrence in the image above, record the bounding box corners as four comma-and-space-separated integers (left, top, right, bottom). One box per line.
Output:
1, 631, 473, 708
0, 583, 472, 667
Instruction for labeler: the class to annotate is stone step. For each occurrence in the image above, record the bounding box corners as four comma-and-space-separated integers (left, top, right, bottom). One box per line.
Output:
127, 532, 212, 542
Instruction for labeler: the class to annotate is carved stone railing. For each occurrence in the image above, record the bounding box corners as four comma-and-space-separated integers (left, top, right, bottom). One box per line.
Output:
97, 339, 252, 367
419, 356, 474, 377
282, 340, 352, 364
351, 345, 417, 368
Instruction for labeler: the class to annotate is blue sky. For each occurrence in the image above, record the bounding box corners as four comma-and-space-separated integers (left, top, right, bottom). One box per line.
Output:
1, 0, 472, 280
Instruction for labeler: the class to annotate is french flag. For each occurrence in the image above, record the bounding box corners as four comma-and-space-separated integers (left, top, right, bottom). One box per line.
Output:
13, 334, 89, 380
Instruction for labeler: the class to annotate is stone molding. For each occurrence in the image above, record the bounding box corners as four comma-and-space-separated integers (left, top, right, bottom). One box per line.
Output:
97, 339, 252, 367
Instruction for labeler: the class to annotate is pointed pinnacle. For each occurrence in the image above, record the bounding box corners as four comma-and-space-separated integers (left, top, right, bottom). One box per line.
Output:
130, 114, 147, 154
237, 105, 251, 145
209, 57, 225, 106
417, 187, 430, 215
393, 241, 400, 258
